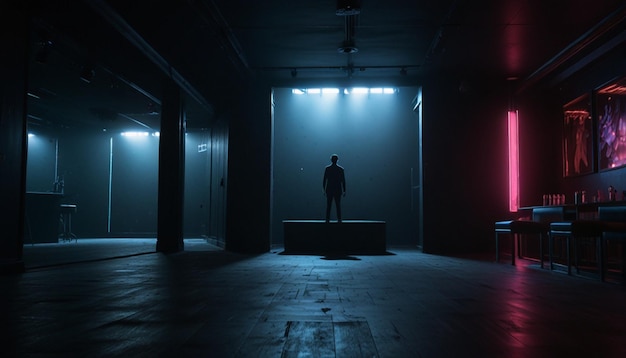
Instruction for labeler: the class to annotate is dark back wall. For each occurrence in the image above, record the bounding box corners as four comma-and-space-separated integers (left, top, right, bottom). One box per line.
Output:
272, 86, 420, 246
421, 74, 510, 254
25, 133, 57, 193
58, 130, 111, 236
516, 91, 562, 209
111, 133, 159, 234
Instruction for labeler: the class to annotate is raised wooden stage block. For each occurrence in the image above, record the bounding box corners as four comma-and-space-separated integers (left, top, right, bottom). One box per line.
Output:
283, 220, 386, 254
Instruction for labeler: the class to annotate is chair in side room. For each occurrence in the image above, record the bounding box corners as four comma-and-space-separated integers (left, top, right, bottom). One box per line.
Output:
495, 207, 564, 267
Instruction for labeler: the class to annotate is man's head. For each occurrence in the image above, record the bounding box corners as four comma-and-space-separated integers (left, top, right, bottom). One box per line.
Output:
330, 154, 339, 164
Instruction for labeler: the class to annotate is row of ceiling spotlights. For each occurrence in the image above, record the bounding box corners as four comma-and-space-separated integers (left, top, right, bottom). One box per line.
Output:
28, 132, 171, 138
121, 131, 160, 137
292, 87, 397, 95
28, 131, 162, 138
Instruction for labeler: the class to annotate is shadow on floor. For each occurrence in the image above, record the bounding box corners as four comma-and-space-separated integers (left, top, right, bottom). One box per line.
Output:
278, 250, 397, 259
321, 254, 362, 260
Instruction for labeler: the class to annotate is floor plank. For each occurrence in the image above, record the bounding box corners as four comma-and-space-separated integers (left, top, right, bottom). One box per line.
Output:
3, 241, 626, 357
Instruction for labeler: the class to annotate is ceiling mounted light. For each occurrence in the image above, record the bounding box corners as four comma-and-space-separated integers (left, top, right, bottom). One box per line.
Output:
337, 46, 358, 54
338, 40, 358, 54
336, 0, 361, 16
337, 6, 358, 55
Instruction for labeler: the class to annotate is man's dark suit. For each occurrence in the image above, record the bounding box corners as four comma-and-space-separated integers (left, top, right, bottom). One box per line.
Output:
323, 162, 346, 222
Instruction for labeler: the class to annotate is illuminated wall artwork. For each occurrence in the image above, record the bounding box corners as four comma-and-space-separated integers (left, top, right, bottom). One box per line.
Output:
598, 77, 626, 171
508, 110, 519, 212
563, 93, 593, 177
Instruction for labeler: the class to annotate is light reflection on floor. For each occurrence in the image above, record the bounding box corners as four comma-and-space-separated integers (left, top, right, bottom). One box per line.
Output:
22, 238, 220, 269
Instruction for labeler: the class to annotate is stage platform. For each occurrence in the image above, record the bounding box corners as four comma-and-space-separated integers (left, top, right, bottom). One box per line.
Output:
282, 220, 386, 254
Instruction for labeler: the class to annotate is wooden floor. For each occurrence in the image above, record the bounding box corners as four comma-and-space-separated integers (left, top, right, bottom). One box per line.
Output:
3, 239, 626, 357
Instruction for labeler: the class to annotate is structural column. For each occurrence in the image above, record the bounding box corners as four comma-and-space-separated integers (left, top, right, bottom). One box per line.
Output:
0, 3, 28, 273
157, 79, 185, 253
225, 83, 271, 253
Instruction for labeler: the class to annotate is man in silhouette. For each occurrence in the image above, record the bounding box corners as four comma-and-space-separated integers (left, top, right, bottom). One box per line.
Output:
323, 154, 346, 223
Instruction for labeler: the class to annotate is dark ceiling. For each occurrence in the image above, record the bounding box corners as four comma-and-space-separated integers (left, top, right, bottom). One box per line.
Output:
23, 0, 626, 132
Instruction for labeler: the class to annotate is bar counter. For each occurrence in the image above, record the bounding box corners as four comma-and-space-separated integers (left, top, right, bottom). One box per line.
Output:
521, 200, 626, 220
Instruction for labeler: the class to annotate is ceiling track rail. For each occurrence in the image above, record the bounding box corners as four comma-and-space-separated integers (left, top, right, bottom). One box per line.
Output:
518, 4, 626, 94
255, 65, 421, 72
421, 0, 459, 67
84, 0, 214, 117
191, 0, 252, 79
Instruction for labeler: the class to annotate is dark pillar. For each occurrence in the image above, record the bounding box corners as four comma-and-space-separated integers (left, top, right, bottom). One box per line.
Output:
157, 80, 185, 253
0, 3, 28, 273
225, 84, 271, 253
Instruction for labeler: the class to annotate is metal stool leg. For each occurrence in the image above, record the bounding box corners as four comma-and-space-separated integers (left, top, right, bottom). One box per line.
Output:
539, 233, 543, 268
549, 233, 554, 271
60, 211, 77, 242
566, 235, 572, 275
495, 232, 500, 263
511, 233, 516, 265
599, 234, 606, 282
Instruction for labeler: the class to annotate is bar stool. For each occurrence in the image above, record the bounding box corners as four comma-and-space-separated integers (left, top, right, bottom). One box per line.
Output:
596, 206, 626, 282
495, 207, 564, 267
496, 220, 547, 266
549, 206, 626, 280
59, 204, 78, 243
549, 220, 604, 276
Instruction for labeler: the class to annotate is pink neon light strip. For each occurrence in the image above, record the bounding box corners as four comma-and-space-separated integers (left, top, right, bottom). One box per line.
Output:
508, 110, 519, 212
